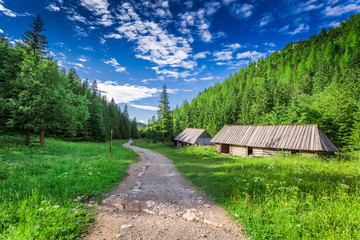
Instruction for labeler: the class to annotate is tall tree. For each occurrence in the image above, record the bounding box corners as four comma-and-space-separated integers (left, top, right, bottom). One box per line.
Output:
156, 84, 172, 142
22, 14, 48, 56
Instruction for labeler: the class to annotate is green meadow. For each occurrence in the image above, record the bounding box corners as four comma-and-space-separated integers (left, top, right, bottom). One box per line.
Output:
0, 135, 137, 239
134, 139, 360, 239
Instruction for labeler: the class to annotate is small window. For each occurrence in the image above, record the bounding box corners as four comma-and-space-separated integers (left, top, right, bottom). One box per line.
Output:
248, 147, 253, 156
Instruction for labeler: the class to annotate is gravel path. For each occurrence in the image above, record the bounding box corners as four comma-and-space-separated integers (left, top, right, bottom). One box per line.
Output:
84, 140, 245, 240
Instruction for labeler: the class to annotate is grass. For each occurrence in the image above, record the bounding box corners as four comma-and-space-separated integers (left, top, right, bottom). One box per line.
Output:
0, 135, 137, 239
133, 139, 360, 240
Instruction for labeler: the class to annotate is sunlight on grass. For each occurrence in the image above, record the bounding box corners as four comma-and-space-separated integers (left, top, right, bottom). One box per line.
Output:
0, 135, 137, 239
134, 138, 360, 240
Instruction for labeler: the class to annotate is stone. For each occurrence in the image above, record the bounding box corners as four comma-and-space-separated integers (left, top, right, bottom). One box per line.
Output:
182, 212, 197, 222
114, 203, 124, 211
143, 209, 155, 215
145, 200, 156, 207
120, 224, 133, 230
125, 205, 140, 211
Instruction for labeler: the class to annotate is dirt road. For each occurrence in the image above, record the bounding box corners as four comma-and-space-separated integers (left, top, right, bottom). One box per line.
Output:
84, 141, 245, 240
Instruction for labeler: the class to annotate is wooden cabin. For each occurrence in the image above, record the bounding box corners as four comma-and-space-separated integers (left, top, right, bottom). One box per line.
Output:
174, 128, 214, 147
211, 124, 339, 157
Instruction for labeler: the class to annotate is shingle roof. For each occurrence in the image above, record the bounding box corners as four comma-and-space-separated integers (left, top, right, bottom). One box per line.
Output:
174, 128, 212, 144
211, 124, 339, 152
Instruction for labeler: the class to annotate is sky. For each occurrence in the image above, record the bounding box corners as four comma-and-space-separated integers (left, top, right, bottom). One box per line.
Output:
1, 0, 359, 124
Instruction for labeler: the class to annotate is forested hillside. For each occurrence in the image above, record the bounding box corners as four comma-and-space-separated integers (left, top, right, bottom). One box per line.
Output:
172, 14, 360, 150
0, 15, 137, 148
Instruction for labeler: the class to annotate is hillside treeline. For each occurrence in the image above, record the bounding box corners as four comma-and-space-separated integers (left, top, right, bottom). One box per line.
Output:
0, 15, 137, 148
172, 14, 360, 150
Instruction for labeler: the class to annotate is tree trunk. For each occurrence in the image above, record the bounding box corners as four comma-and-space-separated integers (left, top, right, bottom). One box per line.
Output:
40, 124, 46, 149
25, 132, 30, 146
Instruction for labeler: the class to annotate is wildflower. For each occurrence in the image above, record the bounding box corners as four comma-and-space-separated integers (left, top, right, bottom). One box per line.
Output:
89, 172, 92, 175
53, 205, 60, 208
38, 208, 44, 211
296, 224, 301, 228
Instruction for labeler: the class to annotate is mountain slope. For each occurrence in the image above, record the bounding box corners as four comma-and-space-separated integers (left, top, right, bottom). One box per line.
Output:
173, 14, 360, 150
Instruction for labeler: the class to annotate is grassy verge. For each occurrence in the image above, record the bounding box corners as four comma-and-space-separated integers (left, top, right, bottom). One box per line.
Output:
0, 135, 137, 239
133, 139, 360, 239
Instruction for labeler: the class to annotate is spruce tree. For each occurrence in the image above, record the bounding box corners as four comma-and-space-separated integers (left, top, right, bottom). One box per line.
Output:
22, 14, 49, 56
156, 84, 172, 142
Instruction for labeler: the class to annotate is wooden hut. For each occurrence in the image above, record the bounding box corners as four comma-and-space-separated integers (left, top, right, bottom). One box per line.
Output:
211, 124, 339, 157
174, 128, 214, 147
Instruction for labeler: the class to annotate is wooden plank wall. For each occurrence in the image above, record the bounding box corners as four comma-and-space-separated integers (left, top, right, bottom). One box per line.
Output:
253, 148, 278, 156
215, 144, 221, 153
230, 145, 248, 157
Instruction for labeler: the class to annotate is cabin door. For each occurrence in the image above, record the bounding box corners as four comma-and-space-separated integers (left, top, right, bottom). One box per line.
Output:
221, 144, 230, 154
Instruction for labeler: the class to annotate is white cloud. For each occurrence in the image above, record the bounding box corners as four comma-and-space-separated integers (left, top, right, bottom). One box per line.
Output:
264, 42, 276, 47
327, 21, 340, 28
213, 51, 233, 61
184, 78, 198, 82
194, 51, 210, 59
279, 25, 289, 32
129, 104, 159, 111
47, 4, 60, 11
288, 23, 309, 35
79, 46, 94, 51
104, 33, 122, 39
139, 120, 146, 124
97, 81, 160, 103
113, 3, 196, 70
229, 3, 254, 19
79, 0, 110, 15
296, 0, 323, 13
200, 76, 214, 81
74, 63, 85, 68
259, 13, 273, 27
78, 57, 89, 62
323, 3, 360, 16
103, 58, 126, 72
236, 51, 267, 60
224, 43, 243, 51
0, 28, 3, 34
67, 9, 87, 23
151, 67, 190, 78
0, 2, 18, 17
74, 25, 88, 37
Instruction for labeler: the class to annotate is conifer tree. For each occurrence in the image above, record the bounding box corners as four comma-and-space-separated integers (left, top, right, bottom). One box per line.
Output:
22, 14, 48, 56
156, 84, 172, 142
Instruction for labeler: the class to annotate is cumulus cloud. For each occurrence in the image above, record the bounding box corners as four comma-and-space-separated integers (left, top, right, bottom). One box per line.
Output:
111, 3, 196, 70
97, 81, 160, 103
224, 43, 243, 51
194, 51, 210, 59
327, 21, 340, 28
323, 3, 360, 16
79, 0, 114, 26
78, 56, 90, 62
0, 28, 3, 34
67, 9, 87, 23
279, 25, 289, 32
213, 51, 233, 61
129, 104, 159, 111
78, 46, 94, 51
104, 33, 122, 39
103, 58, 126, 72
47, 4, 60, 11
151, 67, 190, 78
236, 51, 267, 60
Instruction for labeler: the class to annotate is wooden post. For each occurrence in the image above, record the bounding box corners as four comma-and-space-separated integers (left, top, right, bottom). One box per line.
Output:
110, 129, 113, 153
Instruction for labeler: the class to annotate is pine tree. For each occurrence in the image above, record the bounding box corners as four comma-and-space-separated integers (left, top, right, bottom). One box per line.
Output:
22, 14, 49, 56
156, 84, 172, 142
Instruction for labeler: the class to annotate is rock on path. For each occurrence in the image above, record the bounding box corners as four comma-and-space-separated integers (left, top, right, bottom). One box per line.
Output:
84, 140, 245, 240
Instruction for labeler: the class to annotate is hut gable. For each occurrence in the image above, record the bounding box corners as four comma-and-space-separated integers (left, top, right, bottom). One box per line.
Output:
174, 128, 212, 145
211, 124, 339, 152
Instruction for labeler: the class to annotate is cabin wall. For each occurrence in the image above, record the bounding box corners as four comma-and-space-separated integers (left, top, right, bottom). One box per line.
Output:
253, 148, 279, 156
230, 145, 248, 157
215, 144, 221, 153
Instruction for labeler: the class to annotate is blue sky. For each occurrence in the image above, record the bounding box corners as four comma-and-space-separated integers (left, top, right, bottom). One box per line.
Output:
1, 0, 359, 123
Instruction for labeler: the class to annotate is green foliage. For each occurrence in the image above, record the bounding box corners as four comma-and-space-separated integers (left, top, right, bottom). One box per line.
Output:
0, 135, 138, 239
134, 139, 360, 239
0, 16, 138, 146
171, 14, 360, 150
